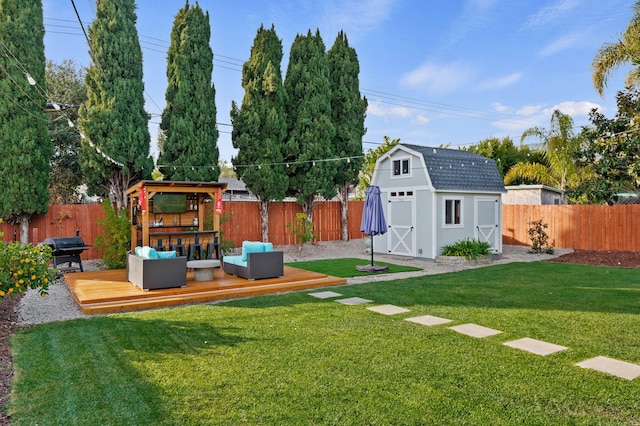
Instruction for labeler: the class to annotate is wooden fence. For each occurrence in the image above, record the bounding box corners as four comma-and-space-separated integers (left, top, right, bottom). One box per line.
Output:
0, 201, 366, 260
221, 200, 365, 246
0, 204, 106, 260
502, 204, 640, 251
2, 202, 639, 260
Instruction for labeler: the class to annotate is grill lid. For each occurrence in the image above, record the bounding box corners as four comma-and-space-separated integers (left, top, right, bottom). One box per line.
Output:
42, 236, 86, 250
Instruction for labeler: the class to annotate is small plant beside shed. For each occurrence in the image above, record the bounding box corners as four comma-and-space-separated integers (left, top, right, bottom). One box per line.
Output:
441, 238, 492, 260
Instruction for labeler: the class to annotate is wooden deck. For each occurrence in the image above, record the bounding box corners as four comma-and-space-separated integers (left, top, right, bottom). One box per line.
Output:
65, 266, 347, 315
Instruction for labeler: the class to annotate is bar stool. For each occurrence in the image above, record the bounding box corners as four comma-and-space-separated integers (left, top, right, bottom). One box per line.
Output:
170, 238, 185, 257
206, 236, 220, 260
153, 238, 166, 252
188, 236, 203, 260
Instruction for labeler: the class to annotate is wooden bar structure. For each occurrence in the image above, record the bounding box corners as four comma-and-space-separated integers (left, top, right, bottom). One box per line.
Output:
126, 180, 227, 252
65, 266, 347, 314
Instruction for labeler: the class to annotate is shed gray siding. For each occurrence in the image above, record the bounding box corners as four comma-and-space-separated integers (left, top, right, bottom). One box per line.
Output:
371, 144, 505, 260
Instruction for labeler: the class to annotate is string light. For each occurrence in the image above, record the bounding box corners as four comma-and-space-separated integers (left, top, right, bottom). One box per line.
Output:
25, 72, 36, 86
157, 154, 364, 171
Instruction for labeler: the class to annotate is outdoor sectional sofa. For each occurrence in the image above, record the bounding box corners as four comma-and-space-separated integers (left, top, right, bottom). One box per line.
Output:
223, 241, 284, 280
127, 247, 187, 291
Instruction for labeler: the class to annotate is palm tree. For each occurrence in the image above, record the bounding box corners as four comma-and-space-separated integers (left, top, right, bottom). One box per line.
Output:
505, 110, 585, 200
592, 1, 640, 96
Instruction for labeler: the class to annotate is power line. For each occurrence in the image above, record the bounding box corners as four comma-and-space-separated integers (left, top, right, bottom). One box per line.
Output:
69, 0, 105, 80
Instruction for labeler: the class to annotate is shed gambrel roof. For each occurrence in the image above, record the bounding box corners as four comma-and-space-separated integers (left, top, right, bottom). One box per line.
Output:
401, 143, 506, 193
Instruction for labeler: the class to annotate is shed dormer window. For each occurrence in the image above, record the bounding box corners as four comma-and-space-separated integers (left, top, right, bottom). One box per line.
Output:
393, 158, 410, 176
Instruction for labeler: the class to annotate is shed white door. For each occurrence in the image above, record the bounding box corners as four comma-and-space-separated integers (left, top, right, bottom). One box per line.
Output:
387, 194, 415, 256
474, 196, 500, 253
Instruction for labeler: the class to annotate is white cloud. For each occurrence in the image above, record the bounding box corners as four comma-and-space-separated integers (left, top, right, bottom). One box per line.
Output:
492, 102, 511, 113
367, 100, 411, 119
492, 116, 544, 133
544, 101, 602, 116
412, 114, 431, 125
400, 60, 473, 95
523, 0, 580, 30
469, 0, 498, 9
321, 0, 399, 40
539, 31, 589, 57
516, 104, 543, 116
491, 99, 604, 134
477, 72, 524, 90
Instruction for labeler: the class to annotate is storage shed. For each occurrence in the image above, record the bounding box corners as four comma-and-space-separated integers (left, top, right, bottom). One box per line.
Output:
503, 184, 565, 205
370, 143, 506, 260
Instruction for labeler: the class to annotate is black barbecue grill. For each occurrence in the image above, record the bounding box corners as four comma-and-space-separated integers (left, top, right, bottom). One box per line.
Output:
42, 232, 91, 272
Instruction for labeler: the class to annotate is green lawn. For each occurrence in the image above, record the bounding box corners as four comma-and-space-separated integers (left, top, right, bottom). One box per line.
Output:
10, 262, 640, 425
286, 257, 422, 277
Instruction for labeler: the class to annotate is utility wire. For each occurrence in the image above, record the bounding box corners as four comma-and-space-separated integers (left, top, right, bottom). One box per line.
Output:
69, 0, 107, 82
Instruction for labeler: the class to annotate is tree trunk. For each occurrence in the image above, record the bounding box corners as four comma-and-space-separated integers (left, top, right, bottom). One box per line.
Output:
338, 182, 352, 241
258, 197, 270, 242
108, 169, 135, 210
18, 214, 30, 243
302, 195, 315, 224
301, 195, 317, 246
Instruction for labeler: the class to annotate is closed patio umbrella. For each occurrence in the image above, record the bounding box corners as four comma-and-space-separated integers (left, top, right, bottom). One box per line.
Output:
357, 186, 389, 272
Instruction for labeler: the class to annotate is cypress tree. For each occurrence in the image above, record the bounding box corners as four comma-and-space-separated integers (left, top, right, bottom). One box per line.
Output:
0, 0, 52, 242
78, 0, 153, 208
231, 24, 287, 242
328, 31, 367, 241
159, 1, 219, 182
283, 29, 335, 222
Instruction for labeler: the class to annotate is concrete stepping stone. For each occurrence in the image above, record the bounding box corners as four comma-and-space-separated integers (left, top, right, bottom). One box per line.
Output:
309, 291, 343, 299
450, 323, 502, 338
405, 315, 453, 326
335, 297, 373, 305
367, 304, 410, 315
576, 356, 640, 380
503, 338, 568, 356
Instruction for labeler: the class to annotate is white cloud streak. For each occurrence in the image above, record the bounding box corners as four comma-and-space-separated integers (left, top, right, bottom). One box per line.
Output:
491, 99, 603, 133
477, 72, 524, 90
320, 0, 400, 41
367, 100, 412, 119
539, 31, 590, 57
523, 0, 581, 30
400, 60, 474, 95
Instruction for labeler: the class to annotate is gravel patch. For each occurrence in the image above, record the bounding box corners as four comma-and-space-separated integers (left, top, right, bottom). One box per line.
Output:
17, 240, 571, 325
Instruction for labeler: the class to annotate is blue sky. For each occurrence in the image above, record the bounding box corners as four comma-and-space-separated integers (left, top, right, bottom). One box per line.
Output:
42, 0, 635, 162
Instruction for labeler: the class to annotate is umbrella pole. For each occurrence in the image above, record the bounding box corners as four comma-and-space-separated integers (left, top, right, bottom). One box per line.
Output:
370, 234, 374, 266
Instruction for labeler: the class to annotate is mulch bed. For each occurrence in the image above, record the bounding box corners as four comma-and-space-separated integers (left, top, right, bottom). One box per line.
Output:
547, 250, 640, 268
0, 295, 21, 425
0, 249, 638, 424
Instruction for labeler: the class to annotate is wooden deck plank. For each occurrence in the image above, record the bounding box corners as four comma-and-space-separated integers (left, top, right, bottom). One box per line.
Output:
65, 266, 347, 315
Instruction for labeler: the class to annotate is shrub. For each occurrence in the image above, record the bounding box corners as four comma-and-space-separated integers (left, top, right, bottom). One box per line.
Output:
287, 213, 317, 248
94, 200, 131, 269
441, 238, 492, 259
528, 218, 554, 254
0, 221, 54, 298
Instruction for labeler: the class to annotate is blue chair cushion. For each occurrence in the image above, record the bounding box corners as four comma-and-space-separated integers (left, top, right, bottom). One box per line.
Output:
264, 242, 273, 252
156, 250, 177, 258
242, 241, 266, 261
134, 246, 143, 256
224, 255, 247, 267
140, 246, 159, 259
